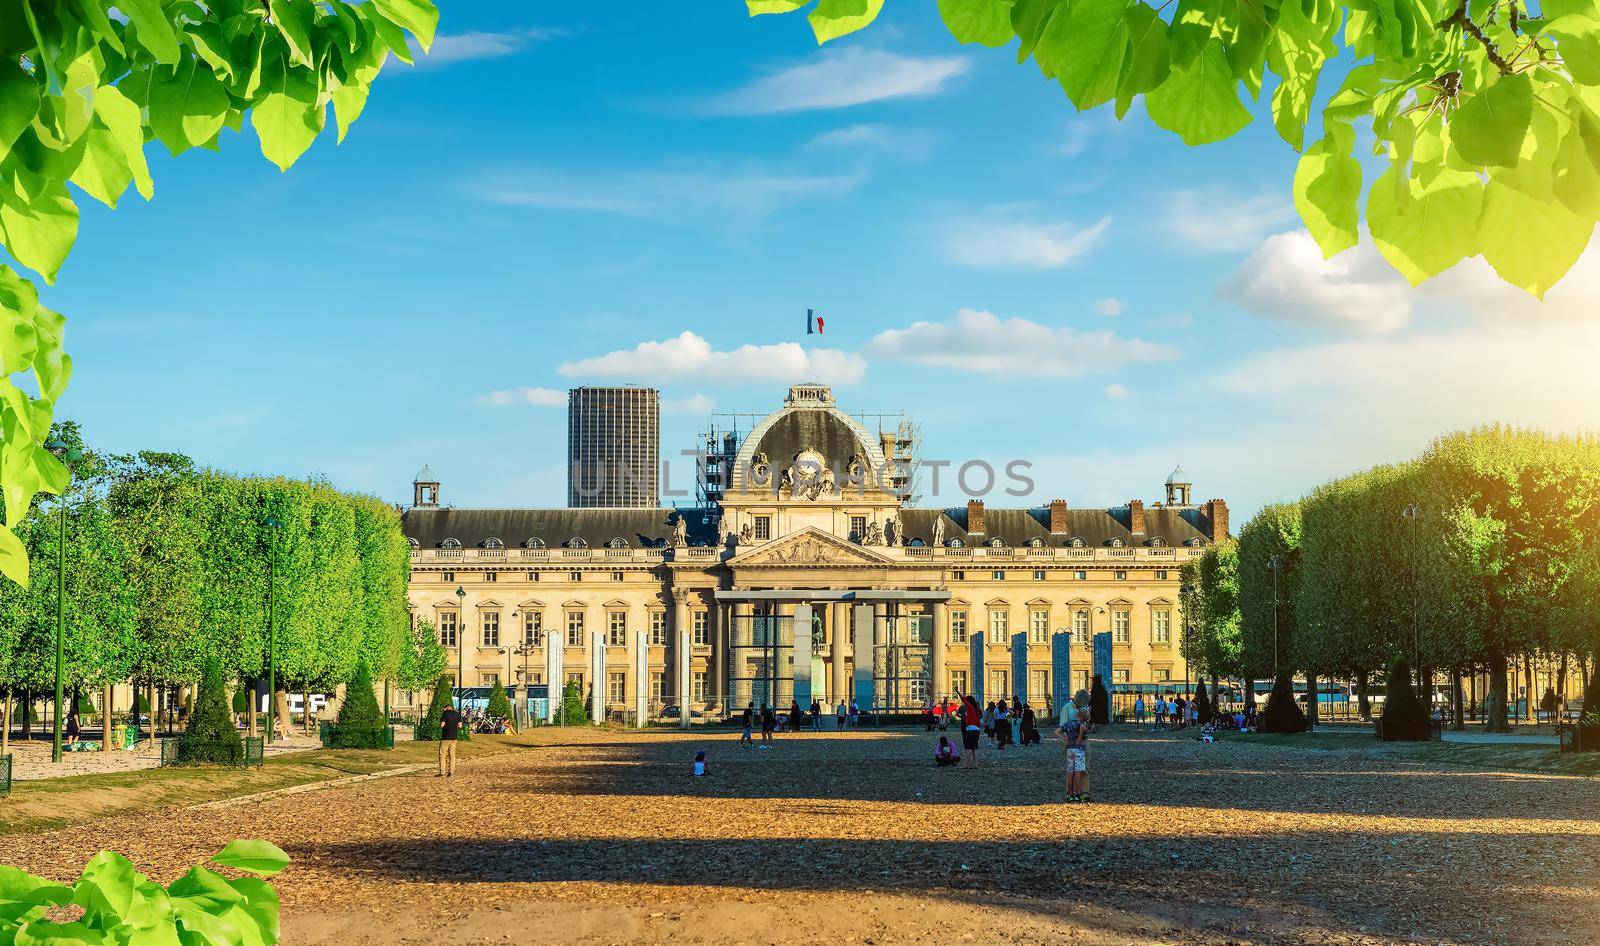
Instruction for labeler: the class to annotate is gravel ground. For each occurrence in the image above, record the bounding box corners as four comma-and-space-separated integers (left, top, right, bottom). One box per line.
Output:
2, 726, 1596, 945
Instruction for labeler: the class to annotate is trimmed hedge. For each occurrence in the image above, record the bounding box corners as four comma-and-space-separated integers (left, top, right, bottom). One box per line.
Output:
175, 659, 245, 765
1378, 656, 1431, 742
414, 674, 455, 741
325, 661, 390, 750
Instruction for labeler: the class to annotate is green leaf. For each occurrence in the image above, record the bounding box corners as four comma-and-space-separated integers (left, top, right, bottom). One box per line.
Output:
808, 0, 886, 43
1115, 2, 1170, 119
1545, 14, 1600, 85
1038, 0, 1130, 110
118, 0, 183, 65
1169, 0, 1220, 71
0, 58, 41, 159
747, 0, 813, 12
211, 841, 291, 877
1011, 0, 1057, 62
272, 0, 318, 69
251, 72, 324, 172
1144, 39, 1250, 145
938, 0, 1017, 45
72, 852, 140, 923
1553, 105, 1600, 217
1449, 72, 1533, 169
0, 513, 29, 586
14, 920, 105, 945
0, 865, 72, 919
167, 867, 244, 913
226, 878, 280, 943
1488, 92, 1562, 202
331, 48, 386, 145
95, 87, 153, 201
0, 177, 79, 283
148, 60, 231, 156
1477, 181, 1593, 298
1294, 123, 1362, 257
1367, 165, 1484, 283
373, 0, 440, 52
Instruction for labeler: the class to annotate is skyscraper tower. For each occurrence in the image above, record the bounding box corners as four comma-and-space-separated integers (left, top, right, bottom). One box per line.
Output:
567, 386, 660, 508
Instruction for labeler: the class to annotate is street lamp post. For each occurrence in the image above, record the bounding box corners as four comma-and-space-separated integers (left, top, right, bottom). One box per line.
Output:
1266, 555, 1282, 673
44, 437, 82, 765
264, 517, 282, 744
454, 586, 466, 708
1401, 502, 1423, 699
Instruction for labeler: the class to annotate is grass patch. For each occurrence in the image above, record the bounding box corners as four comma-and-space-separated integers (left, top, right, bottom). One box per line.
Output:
1236, 730, 1600, 776
0, 735, 530, 836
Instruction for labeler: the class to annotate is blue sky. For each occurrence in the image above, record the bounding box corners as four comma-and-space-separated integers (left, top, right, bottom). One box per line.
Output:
45, 2, 1600, 519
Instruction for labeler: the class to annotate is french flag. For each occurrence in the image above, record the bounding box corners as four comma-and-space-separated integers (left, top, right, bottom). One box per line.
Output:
807, 308, 826, 335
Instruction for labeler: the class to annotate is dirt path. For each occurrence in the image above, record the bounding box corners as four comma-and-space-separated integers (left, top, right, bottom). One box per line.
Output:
2, 727, 1596, 945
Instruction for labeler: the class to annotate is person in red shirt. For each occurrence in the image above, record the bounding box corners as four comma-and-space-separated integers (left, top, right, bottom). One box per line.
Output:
958, 694, 982, 768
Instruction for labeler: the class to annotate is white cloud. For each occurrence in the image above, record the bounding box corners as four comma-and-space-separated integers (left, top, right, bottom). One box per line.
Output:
1165, 190, 1296, 252
866, 308, 1177, 379
1104, 383, 1130, 399
472, 165, 865, 225
662, 393, 716, 415
945, 217, 1111, 269
475, 386, 567, 407
559, 332, 866, 386
807, 123, 934, 159
1094, 298, 1124, 317
410, 29, 564, 69
1218, 230, 1414, 334
1059, 122, 1096, 157
706, 48, 970, 115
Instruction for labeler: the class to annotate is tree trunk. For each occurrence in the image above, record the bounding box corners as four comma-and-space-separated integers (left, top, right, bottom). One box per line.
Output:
1306, 671, 1318, 729
274, 690, 295, 739
1558, 651, 1570, 705
1450, 668, 1465, 730
1485, 650, 1511, 732
101, 682, 113, 752
1469, 672, 1478, 721
1356, 670, 1371, 721
1524, 656, 1537, 722
2, 689, 10, 756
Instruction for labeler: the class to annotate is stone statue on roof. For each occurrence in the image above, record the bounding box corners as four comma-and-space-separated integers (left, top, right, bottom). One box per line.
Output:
932, 516, 945, 548
863, 520, 884, 546
671, 514, 687, 548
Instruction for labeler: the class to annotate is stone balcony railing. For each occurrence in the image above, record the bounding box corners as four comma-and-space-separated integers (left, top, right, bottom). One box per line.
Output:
411, 544, 1201, 566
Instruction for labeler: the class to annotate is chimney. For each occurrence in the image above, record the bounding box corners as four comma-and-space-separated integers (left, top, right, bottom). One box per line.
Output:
1128, 500, 1146, 538
1048, 499, 1069, 534
967, 499, 986, 535
1203, 499, 1229, 540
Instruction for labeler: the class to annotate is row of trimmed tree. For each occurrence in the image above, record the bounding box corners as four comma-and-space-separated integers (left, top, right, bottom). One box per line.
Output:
0, 423, 447, 742
1182, 427, 1600, 732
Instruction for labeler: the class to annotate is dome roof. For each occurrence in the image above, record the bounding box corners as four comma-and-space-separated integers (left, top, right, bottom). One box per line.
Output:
1166, 465, 1189, 485
415, 464, 436, 483
750, 410, 870, 469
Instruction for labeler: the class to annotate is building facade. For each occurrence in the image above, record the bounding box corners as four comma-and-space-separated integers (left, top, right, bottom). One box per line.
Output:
567, 385, 659, 508
405, 385, 1226, 722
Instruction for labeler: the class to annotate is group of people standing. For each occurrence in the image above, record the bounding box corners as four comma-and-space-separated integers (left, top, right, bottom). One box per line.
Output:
1135, 693, 1199, 731
934, 692, 1091, 801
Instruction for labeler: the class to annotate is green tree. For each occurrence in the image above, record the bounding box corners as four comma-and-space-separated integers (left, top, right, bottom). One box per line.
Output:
416, 673, 455, 741
1237, 504, 1302, 692
751, 0, 1600, 297
0, 2, 439, 587
1379, 655, 1431, 740
486, 680, 512, 720
398, 618, 448, 693
176, 658, 243, 765
1193, 543, 1243, 689
559, 680, 589, 726
1089, 673, 1110, 724
328, 660, 388, 749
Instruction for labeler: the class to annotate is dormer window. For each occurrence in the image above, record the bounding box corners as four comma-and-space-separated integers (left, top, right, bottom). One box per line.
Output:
441, 537, 462, 549
1187, 537, 1206, 547
908, 538, 925, 547
568, 537, 588, 549
1109, 538, 1125, 548
407, 537, 419, 549
1148, 537, 1165, 547
484, 537, 504, 549
524, 537, 546, 549
947, 538, 965, 548
606, 537, 627, 549
1069, 537, 1086, 548
1025, 537, 1044, 548
986, 537, 1005, 548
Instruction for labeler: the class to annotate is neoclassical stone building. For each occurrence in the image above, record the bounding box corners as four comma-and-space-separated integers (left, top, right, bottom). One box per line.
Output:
403, 385, 1228, 723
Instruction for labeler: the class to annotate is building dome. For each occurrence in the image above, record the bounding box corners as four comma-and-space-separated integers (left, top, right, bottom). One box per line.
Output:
1166, 465, 1189, 486
731, 385, 887, 490
415, 464, 436, 484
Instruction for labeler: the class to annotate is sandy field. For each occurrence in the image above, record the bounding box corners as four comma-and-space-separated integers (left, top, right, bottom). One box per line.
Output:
2, 726, 1597, 945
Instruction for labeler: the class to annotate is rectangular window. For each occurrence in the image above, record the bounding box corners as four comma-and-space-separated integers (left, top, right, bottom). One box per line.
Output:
481, 672, 498, 686
1030, 669, 1048, 698
1113, 669, 1130, 684
991, 669, 1008, 698
484, 571, 497, 582
608, 672, 626, 705
649, 611, 667, 646
949, 669, 968, 696
608, 611, 628, 647
753, 516, 771, 540
527, 571, 540, 581
439, 611, 458, 648
850, 516, 867, 540
1153, 609, 1171, 644
650, 671, 666, 704
909, 677, 929, 705
1073, 670, 1089, 694
523, 611, 543, 647
1155, 570, 1168, 580
951, 569, 966, 581
1029, 609, 1049, 644
442, 571, 455, 582
691, 671, 707, 704
526, 671, 544, 686
570, 571, 582, 582
612, 570, 624, 582
1113, 609, 1130, 643
1115, 570, 1127, 581
949, 610, 968, 644
1074, 570, 1087, 581
565, 671, 584, 691
1155, 668, 1172, 682
989, 609, 1008, 638
1033, 569, 1046, 581
481, 611, 500, 647
1072, 610, 1089, 646
693, 611, 710, 646
992, 570, 1005, 581
566, 611, 585, 647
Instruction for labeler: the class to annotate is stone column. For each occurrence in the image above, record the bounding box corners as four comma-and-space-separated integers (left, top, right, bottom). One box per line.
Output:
930, 601, 948, 704
852, 603, 876, 712
589, 629, 606, 724
831, 602, 849, 707
732, 602, 751, 713
673, 588, 692, 729
634, 626, 648, 729
793, 603, 814, 711
545, 624, 563, 723
714, 603, 729, 716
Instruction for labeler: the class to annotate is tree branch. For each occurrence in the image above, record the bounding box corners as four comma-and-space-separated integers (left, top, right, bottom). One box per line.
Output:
1440, 0, 1515, 75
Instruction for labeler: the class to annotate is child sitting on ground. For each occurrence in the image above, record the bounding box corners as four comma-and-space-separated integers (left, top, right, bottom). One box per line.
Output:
693, 751, 709, 776
934, 735, 958, 767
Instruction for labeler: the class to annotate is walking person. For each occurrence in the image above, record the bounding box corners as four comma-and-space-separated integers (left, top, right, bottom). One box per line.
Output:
810, 699, 822, 731
760, 703, 776, 746
740, 702, 754, 748
789, 699, 802, 733
437, 703, 463, 777
1058, 709, 1091, 802
959, 694, 982, 768
848, 700, 859, 728
1134, 695, 1146, 725
836, 700, 847, 730
1020, 703, 1041, 746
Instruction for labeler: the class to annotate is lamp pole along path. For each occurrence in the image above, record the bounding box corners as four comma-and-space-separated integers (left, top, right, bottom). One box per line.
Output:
265, 518, 282, 744
45, 437, 81, 765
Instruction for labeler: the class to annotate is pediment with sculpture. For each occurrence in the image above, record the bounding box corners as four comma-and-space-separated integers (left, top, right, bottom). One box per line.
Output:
730, 527, 893, 567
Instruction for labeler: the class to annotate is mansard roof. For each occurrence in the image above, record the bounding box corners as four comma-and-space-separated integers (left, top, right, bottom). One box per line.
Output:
402, 507, 717, 549
897, 506, 1207, 548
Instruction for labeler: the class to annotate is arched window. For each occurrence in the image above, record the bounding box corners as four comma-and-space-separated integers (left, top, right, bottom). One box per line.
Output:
986, 536, 1005, 547
407, 537, 419, 549
1069, 536, 1086, 548
1025, 537, 1044, 548
484, 537, 504, 549
606, 537, 628, 549
523, 537, 546, 549
1109, 537, 1125, 548
908, 538, 926, 547
441, 537, 462, 549
568, 537, 588, 549
1187, 537, 1207, 547
947, 538, 965, 548
1148, 536, 1165, 547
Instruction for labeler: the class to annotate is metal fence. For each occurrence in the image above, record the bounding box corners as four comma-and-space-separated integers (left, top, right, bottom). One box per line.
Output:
158, 735, 265, 768
0, 753, 10, 797
317, 723, 396, 750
